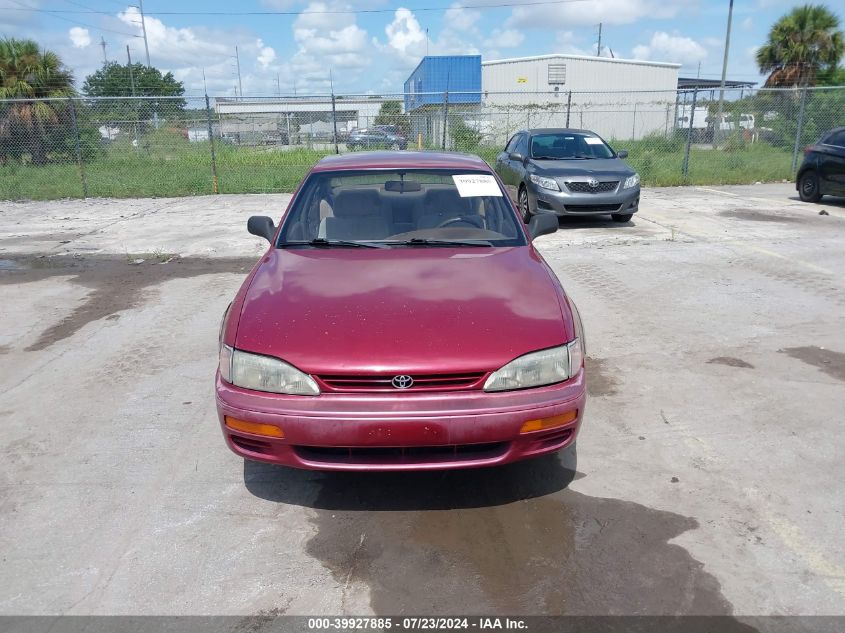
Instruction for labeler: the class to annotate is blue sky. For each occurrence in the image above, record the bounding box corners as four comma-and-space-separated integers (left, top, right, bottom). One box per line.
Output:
0, 0, 835, 96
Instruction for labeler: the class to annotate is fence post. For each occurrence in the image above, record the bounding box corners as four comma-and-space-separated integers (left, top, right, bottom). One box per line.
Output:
331, 92, 339, 154
68, 97, 88, 198
791, 85, 808, 172
632, 102, 637, 140
205, 94, 219, 194
442, 91, 449, 150
566, 91, 571, 127
682, 88, 698, 180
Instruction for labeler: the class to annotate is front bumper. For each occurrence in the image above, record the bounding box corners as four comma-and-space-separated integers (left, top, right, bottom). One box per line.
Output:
216, 371, 586, 471
528, 181, 640, 216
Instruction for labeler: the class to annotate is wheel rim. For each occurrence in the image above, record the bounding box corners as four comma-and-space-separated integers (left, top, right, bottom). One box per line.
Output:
802, 177, 815, 196
520, 190, 529, 218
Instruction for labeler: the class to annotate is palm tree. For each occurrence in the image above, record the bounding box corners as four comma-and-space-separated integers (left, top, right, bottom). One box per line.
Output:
756, 4, 845, 87
0, 38, 76, 164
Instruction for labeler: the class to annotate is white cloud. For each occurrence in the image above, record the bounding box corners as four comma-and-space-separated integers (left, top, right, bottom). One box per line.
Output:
507, 0, 695, 29
290, 1, 372, 90
68, 27, 91, 49
381, 8, 427, 65
494, 29, 524, 48
632, 31, 707, 64
118, 7, 230, 63
444, 3, 480, 31
741, 16, 753, 30
256, 39, 277, 68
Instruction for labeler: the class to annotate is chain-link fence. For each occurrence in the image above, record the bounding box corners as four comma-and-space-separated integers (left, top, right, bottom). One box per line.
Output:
0, 86, 843, 199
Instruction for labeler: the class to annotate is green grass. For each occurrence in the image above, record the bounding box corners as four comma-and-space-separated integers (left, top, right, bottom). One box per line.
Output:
0, 130, 795, 200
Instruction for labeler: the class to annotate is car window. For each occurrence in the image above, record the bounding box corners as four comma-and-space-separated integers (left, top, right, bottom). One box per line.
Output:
504, 134, 519, 153
824, 131, 845, 147
515, 134, 529, 157
529, 132, 615, 159
278, 169, 527, 247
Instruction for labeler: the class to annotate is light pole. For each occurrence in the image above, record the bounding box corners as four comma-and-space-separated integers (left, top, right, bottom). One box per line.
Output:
713, 0, 734, 148
137, 0, 151, 66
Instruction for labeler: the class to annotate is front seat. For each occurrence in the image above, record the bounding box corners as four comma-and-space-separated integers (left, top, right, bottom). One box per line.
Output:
418, 189, 482, 230
320, 189, 390, 240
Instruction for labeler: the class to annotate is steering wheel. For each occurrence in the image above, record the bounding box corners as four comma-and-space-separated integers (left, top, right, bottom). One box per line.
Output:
436, 216, 483, 229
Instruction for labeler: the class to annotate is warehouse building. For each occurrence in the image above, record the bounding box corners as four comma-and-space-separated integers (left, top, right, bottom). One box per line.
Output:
481, 54, 682, 142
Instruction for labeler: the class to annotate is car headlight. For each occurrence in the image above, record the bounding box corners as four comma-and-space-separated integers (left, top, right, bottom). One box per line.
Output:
483, 341, 582, 392
529, 174, 560, 191
623, 173, 640, 189
219, 345, 320, 395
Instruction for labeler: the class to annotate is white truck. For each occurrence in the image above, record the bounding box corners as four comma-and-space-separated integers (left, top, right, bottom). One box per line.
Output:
676, 105, 709, 142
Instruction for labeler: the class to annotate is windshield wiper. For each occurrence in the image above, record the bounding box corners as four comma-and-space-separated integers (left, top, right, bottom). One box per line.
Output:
283, 238, 388, 249
389, 238, 493, 247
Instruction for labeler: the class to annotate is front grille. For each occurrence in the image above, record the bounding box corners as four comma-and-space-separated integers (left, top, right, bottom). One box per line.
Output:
317, 372, 486, 392
565, 181, 618, 193
294, 441, 508, 465
564, 203, 623, 213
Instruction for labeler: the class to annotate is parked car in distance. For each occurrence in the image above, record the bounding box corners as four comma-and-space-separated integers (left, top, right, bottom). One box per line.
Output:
216, 151, 586, 472
495, 128, 640, 223
347, 128, 407, 150
796, 127, 845, 202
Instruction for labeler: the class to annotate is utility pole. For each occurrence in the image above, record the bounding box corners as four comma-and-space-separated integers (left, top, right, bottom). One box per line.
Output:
276, 73, 281, 97
138, 0, 151, 66
100, 36, 107, 63
202, 68, 208, 94
596, 23, 602, 57
235, 46, 244, 100
713, 0, 734, 148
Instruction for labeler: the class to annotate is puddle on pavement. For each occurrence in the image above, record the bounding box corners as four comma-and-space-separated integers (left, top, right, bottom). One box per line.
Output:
245, 457, 752, 624
585, 356, 618, 397
718, 210, 803, 223
707, 356, 755, 369
0, 254, 256, 351
780, 346, 845, 383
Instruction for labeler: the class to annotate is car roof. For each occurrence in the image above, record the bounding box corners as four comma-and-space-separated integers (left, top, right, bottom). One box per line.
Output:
311, 151, 492, 172
518, 128, 600, 136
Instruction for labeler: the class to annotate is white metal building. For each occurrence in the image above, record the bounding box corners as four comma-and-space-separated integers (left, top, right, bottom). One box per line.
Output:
481, 54, 681, 141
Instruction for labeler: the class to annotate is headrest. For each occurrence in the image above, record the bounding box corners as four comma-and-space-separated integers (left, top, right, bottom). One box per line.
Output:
333, 189, 382, 217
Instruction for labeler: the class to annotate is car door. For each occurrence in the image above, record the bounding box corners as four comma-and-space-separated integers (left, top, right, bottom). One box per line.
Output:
511, 133, 530, 185
496, 134, 519, 184
818, 130, 845, 194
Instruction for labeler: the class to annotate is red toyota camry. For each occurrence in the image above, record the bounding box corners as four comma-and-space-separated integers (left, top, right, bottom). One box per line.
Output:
216, 151, 586, 471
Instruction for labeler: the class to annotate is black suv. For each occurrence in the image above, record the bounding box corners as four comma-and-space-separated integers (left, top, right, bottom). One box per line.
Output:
796, 127, 845, 202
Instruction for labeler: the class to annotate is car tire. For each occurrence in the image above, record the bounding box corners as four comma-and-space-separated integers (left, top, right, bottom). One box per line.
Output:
611, 213, 633, 223
390, 142, 400, 150
798, 170, 822, 203
518, 186, 532, 223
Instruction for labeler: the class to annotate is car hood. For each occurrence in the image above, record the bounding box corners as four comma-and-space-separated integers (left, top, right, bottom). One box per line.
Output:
235, 247, 569, 375
529, 158, 634, 178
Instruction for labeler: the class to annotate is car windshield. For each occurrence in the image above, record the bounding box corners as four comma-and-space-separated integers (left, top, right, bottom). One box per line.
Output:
530, 133, 615, 160
278, 169, 526, 247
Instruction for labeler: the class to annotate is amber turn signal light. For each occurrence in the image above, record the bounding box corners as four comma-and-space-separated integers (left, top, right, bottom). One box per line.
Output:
520, 410, 578, 434
225, 416, 285, 438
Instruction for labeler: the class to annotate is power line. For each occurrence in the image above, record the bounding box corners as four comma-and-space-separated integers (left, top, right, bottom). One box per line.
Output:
7, 0, 142, 37
0, 0, 589, 16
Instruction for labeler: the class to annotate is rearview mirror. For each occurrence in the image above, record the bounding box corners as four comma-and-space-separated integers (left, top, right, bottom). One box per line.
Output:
528, 213, 558, 240
509, 152, 525, 162
616, 150, 629, 159
385, 180, 422, 193
247, 215, 276, 243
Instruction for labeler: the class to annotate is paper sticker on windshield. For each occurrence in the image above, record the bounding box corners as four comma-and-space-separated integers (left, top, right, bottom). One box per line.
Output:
452, 174, 503, 197
584, 137, 604, 145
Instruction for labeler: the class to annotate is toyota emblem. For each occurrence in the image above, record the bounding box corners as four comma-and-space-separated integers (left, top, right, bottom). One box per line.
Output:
391, 375, 414, 389
588, 178, 600, 188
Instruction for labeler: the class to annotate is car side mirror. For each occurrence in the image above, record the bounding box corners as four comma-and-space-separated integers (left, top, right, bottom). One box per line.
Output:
528, 213, 558, 240
616, 150, 629, 159
247, 215, 276, 243
509, 152, 525, 162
